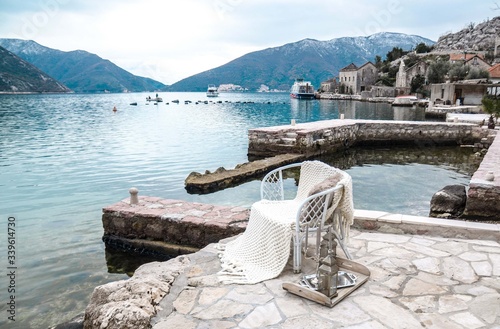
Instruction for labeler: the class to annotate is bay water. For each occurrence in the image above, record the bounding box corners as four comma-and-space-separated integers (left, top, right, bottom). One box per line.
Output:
0, 92, 476, 328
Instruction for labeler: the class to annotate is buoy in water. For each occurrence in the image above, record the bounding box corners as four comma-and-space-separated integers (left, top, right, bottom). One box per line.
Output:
113, 106, 117, 112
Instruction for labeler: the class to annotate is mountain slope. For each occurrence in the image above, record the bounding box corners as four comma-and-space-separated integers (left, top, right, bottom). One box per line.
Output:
169, 32, 434, 91
0, 45, 70, 93
0, 39, 166, 93
434, 16, 500, 52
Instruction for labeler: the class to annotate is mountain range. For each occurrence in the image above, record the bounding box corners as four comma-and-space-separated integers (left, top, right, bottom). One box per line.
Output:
0, 38, 166, 93
1, 32, 434, 93
169, 32, 435, 92
0, 45, 70, 93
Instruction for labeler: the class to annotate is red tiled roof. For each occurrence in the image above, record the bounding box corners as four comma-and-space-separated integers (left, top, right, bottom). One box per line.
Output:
488, 63, 500, 78
449, 53, 484, 61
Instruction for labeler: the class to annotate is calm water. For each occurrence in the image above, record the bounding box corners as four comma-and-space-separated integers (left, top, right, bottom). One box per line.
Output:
0, 92, 476, 328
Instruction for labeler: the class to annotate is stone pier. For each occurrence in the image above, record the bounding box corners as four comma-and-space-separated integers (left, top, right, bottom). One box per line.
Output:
248, 119, 488, 157
465, 129, 500, 219
248, 119, 499, 221
102, 197, 249, 255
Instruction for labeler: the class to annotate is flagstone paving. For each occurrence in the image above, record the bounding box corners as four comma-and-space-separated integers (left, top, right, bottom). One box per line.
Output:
150, 223, 500, 329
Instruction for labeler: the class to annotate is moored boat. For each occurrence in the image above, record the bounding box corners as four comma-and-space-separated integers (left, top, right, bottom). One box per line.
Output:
392, 95, 417, 106
290, 79, 315, 99
207, 84, 219, 97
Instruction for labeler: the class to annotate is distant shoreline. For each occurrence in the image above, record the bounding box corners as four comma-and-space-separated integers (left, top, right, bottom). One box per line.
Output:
0, 91, 74, 95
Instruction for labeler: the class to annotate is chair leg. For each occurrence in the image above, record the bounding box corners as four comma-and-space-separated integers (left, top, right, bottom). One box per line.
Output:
293, 236, 302, 273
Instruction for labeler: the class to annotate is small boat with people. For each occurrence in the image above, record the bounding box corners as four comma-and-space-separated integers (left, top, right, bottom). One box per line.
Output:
290, 79, 315, 99
206, 84, 219, 97
146, 94, 163, 102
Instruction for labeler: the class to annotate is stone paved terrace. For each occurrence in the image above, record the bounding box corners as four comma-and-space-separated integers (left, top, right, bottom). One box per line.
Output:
147, 224, 500, 329
87, 197, 500, 328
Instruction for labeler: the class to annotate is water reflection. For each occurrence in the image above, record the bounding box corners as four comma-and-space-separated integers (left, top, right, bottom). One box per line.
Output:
317, 145, 480, 176
290, 98, 319, 120
105, 246, 172, 277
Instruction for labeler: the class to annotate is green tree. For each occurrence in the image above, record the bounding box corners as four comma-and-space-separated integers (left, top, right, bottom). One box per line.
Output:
415, 42, 433, 54
481, 95, 500, 120
374, 55, 382, 69
427, 60, 450, 83
448, 63, 469, 81
410, 74, 426, 93
385, 47, 406, 62
466, 67, 490, 80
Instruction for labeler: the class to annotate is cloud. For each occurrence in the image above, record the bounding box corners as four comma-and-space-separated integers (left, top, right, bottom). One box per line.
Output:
0, 0, 496, 84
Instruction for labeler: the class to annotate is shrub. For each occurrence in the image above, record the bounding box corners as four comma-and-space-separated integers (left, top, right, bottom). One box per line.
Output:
481, 94, 500, 119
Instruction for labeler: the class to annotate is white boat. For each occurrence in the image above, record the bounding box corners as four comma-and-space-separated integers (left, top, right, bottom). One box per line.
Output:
392, 95, 417, 107
206, 84, 219, 97
290, 79, 315, 99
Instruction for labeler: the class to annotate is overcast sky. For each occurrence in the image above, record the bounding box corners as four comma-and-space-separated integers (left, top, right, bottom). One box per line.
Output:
0, 0, 497, 85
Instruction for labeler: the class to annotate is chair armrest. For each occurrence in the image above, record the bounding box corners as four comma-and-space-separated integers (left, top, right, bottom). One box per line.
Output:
261, 162, 303, 201
294, 184, 344, 230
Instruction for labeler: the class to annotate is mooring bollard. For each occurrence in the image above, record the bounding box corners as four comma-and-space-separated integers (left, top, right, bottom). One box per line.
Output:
485, 171, 495, 182
129, 187, 139, 205
291, 119, 296, 126
340, 114, 345, 120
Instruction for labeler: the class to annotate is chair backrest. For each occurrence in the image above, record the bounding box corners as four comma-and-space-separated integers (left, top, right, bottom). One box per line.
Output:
295, 161, 341, 202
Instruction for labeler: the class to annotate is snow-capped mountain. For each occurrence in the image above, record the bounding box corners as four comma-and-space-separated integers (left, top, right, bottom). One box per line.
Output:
169, 32, 434, 91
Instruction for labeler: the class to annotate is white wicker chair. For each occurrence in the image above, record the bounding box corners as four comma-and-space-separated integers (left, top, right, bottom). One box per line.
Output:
260, 160, 353, 273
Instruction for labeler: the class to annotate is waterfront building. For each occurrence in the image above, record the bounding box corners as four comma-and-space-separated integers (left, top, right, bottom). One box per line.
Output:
338, 62, 378, 95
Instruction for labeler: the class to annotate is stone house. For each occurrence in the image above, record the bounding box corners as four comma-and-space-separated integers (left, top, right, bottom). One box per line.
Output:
319, 77, 338, 93
338, 62, 378, 94
449, 53, 491, 71
396, 59, 428, 90
430, 82, 487, 105
465, 55, 491, 71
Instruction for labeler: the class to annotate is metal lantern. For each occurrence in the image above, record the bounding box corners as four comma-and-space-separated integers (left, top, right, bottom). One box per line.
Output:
317, 230, 339, 298
317, 251, 339, 298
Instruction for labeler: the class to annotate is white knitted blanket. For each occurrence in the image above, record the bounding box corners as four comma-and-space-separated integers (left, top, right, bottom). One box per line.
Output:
218, 163, 354, 284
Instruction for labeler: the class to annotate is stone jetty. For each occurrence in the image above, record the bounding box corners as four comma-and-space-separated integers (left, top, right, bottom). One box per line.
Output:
102, 197, 249, 255
184, 119, 498, 219
248, 119, 489, 157
186, 120, 491, 193
184, 153, 305, 194
247, 119, 499, 220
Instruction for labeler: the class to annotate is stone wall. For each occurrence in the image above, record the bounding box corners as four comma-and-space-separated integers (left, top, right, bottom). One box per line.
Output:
354, 121, 482, 145
102, 197, 249, 251
248, 120, 489, 157
464, 130, 500, 219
